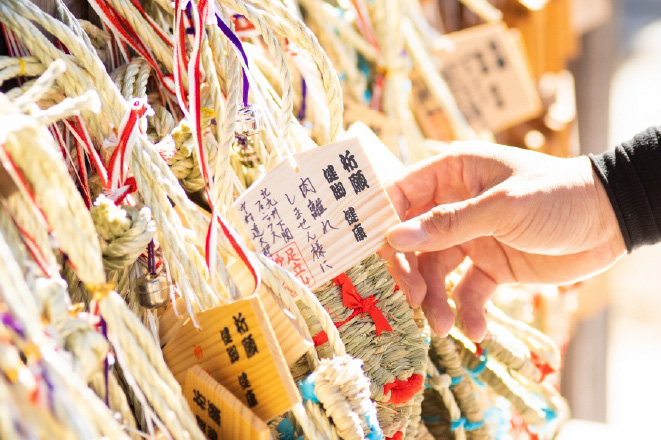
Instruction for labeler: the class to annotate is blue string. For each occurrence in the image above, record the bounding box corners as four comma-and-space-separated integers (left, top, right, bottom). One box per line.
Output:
450, 418, 464, 431
277, 419, 302, 440
450, 417, 486, 432
298, 375, 319, 403
450, 375, 463, 386
422, 417, 442, 423
465, 349, 488, 387
543, 408, 558, 423
464, 420, 485, 431
364, 409, 384, 440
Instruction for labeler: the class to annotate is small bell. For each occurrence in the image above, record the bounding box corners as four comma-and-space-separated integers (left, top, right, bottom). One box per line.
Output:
135, 272, 170, 309
235, 104, 263, 137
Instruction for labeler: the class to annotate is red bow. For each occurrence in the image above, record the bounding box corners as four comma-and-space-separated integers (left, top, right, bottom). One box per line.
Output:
332, 274, 392, 336
530, 352, 555, 383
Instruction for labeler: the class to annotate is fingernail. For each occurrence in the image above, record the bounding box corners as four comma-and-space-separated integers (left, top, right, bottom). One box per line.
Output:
388, 221, 426, 250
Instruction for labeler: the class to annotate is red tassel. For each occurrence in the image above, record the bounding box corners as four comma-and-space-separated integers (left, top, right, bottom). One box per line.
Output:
383, 374, 424, 405
386, 431, 403, 440
312, 331, 328, 346
530, 352, 555, 383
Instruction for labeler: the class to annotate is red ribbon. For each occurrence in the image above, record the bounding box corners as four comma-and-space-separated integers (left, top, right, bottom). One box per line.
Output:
312, 331, 329, 346
530, 352, 555, 383
383, 374, 423, 405
386, 431, 403, 440
332, 274, 392, 336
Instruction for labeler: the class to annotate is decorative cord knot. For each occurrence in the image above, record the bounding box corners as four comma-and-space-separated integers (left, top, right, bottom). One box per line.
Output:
333, 274, 392, 336
530, 352, 555, 383
450, 417, 485, 432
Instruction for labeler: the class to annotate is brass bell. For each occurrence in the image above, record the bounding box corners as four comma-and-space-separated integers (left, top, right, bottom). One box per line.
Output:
135, 272, 170, 309
235, 104, 263, 137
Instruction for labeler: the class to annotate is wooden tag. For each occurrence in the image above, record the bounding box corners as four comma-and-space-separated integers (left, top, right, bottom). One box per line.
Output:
162, 296, 300, 421
409, 70, 457, 142
433, 22, 542, 133
232, 137, 400, 292
184, 366, 269, 440
165, 205, 311, 367
343, 99, 401, 155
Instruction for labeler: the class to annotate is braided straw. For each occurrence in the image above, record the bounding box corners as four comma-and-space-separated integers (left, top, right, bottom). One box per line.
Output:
103, 0, 174, 72
0, 113, 105, 286
486, 303, 560, 371
429, 334, 489, 440
112, 57, 152, 100
479, 322, 545, 384
313, 355, 381, 440
452, 335, 547, 427
425, 358, 466, 440
90, 195, 156, 271
222, 0, 343, 142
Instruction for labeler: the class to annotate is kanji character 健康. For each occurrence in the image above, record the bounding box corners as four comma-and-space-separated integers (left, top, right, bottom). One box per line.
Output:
219, 327, 232, 345
245, 389, 258, 408
227, 345, 240, 363
323, 164, 339, 183
344, 207, 359, 225
208, 402, 221, 426
352, 223, 367, 242
238, 372, 251, 390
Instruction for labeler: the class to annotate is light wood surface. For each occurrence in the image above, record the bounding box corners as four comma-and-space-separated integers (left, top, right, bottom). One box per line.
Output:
163, 296, 300, 421
184, 365, 269, 440
233, 137, 400, 292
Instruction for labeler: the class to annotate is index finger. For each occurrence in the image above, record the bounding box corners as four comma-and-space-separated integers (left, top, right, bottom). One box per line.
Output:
385, 151, 471, 222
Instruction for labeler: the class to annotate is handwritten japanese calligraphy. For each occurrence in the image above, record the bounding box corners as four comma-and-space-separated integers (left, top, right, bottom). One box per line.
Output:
233, 138, 400, 291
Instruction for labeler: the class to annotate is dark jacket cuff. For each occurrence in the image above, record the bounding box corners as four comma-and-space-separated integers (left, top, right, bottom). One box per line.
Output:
589, 126, 661, 252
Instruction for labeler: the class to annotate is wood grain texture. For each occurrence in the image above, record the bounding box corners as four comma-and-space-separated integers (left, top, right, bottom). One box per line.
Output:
163, 296, 300, 422
233, 137, 400, 292
184, 365, 269, 440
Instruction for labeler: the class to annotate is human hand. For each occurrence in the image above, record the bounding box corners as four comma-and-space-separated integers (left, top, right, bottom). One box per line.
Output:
380, 141, 626, 341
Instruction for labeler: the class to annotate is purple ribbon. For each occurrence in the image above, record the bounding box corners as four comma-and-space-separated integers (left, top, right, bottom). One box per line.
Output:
100, 317, 110, 407
1, 313, 25, 338
147, 240, 156, 274
215, 14, 250, 107
297, 78, 307, 121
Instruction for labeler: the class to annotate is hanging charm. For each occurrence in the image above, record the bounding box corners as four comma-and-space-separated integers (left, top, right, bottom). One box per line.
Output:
235, 104, 263, 138
136, 241, 170, 309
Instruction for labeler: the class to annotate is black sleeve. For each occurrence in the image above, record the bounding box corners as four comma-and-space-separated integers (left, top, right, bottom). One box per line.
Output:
589, 126, 661, 252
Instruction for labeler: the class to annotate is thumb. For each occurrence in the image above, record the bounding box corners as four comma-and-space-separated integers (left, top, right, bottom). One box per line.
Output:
387, 190, 503, 252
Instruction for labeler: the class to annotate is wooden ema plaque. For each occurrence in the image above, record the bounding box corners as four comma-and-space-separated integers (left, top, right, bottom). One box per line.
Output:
162, 296, 300, 421
343, 98, 401, 156
232, 137, 400, 293
184, 366, 269, 440
165, 205, 311, 367
433, 22, 542, 133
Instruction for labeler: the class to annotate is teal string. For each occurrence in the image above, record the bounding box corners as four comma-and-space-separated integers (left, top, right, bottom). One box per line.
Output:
298, 375, 319, 403
277, 419, 303, 440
